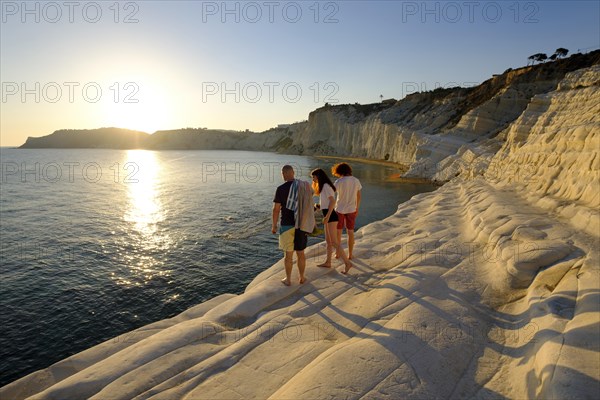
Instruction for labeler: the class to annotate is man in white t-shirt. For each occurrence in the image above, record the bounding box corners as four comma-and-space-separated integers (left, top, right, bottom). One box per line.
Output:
332, 162, 362, 260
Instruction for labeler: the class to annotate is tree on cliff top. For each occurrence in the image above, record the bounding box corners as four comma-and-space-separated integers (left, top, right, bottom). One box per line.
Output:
554, 48, 569, 58
528, 53, 548, 64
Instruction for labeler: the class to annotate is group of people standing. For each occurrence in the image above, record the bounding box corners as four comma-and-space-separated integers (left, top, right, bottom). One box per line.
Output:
271, 162, 362, 286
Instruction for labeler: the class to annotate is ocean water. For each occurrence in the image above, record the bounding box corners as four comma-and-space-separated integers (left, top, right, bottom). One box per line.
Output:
0, 148, 437, 386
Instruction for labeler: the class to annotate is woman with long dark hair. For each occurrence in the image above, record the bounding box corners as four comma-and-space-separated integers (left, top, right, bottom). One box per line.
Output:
311, 168, 352, 272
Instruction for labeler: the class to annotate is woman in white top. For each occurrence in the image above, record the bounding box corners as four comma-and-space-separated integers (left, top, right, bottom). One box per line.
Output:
311, 168, 352, 273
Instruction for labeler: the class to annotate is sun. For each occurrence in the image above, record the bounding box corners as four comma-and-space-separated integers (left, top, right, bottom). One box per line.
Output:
102, 81, 174, 133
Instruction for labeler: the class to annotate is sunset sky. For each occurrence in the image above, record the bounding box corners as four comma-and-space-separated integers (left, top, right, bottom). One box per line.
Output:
1, 0, 599, 146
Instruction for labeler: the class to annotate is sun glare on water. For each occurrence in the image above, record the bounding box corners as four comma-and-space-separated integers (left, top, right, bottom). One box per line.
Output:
124, 150, 164, 233
116, 150, 173, 286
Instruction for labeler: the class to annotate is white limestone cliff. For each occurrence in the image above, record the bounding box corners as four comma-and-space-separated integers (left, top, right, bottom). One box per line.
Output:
281, 53, 599, 184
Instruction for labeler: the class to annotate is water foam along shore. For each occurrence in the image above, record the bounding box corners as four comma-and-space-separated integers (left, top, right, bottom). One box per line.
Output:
2, 66, 599, 399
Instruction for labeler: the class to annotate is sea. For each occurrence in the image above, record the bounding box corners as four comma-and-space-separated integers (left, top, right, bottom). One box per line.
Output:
0, 148, 438, 386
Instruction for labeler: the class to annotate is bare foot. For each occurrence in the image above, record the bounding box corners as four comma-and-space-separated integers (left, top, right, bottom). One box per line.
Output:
335, 253, 340, 259
341, 262, 353, 274
299, 277, 306, 284
281, 278, 291, 286
348, 254, 353, 260
317, 262, 332, 268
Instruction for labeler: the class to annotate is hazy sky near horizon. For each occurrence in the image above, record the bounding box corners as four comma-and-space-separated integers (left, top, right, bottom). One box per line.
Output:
1, 0, 598, 146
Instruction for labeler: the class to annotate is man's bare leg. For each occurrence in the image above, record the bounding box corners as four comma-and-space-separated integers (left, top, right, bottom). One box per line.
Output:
296, 250, 306, 283
282, 251, 293, 286
341, 260, 353, 274
334, 241, 352, 274
348, 229, 355, 259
